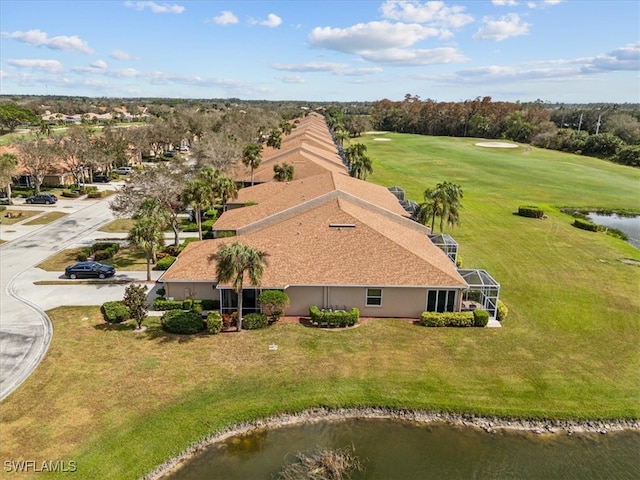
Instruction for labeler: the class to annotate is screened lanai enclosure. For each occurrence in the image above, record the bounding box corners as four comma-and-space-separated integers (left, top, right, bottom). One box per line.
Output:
458, 269, 500, 319
429, 234, 458, 263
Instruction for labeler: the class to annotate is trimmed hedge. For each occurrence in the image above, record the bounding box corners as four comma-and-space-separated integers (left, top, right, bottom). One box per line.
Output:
161, 310, 203, 334
309, 306, 359, 328
241, 312, 269, 330
572, 218, 599, 232
497, 300, 509, 322
206, 311, 223, 334
518, 205, 544, 218
155, 256, 176, 270
201, 299, 219, 311
101, 301, 130, 323
152, 299, 185, 311
473, 309, 490, 327
88, 190, 103, 199
419, 311, 474, 327
77, 250, 90, 262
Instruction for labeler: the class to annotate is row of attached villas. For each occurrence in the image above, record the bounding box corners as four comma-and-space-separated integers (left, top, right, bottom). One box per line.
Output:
160, 113, 500, 320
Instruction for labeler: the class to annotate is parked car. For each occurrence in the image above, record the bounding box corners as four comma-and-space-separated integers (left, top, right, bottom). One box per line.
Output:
113, 166, 133, 175
92, 175, 110, 183
162, 151, 176, 159
26, 193, 58, 204
65, 261, 116, 279
179, 145, 189, 152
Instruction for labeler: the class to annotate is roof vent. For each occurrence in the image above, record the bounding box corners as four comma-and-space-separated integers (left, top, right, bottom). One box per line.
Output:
329, 223, 356, 228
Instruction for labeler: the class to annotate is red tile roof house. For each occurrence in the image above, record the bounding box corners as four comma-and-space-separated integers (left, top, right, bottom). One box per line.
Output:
159, 112, 499, 320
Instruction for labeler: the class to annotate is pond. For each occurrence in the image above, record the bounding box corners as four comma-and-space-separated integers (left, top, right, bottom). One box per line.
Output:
162, 418, 640, 479
587, 212, 640, 249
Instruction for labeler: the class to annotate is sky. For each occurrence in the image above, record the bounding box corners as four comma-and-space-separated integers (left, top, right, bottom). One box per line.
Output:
1, 0, 638, 103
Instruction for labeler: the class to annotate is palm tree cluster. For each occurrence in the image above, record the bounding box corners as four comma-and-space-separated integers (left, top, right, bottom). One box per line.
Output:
344, 143, 373, 180
273, 162, 294, 182
417, 181, 464, 233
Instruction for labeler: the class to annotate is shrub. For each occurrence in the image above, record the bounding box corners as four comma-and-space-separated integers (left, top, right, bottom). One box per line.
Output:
241, 312, 269, 330
309, 306, 359, 328
162, 245, 180, 256
191, 303, 203, 315
152, 298, 184, 311
77, 249, 90, 262
101, 301, 130, 323
518, 205, 544, 218
155, 256, 176, 270
88, 190, 104, 199
94, 248, 117, 261
258, 290, 290, 322
61, 190, 80, 198
182, 298, 193, 310
161, 310, 203, 334
419, 311, 474, 327
156, 287, 166, 297
573, 218, 600, 232
92, 242, 119, 254
201, 299, 219, 310
497, 300, 509, 322
206, 311, 223, 334
473, 309, 490, 327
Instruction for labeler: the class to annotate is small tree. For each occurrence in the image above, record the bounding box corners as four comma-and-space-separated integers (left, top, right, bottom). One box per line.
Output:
242, 143, 262, 186
128, 215, 165, 281
258, 290, 290, 322
122, 284, 149, 330
273, 162, 294, 182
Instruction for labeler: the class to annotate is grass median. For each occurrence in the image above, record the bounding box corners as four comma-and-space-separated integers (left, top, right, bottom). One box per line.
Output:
1, 134, 638, 479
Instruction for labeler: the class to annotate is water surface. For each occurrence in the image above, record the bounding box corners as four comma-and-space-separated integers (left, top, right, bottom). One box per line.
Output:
163, 418, 640, 479
587, 212, 640, 249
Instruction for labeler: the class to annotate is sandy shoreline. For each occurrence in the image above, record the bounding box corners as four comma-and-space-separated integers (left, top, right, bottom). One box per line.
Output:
144, 407, 640, 479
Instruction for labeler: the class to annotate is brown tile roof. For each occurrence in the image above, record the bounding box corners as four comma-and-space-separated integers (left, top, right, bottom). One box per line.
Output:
162, 197, 465, 289
218, 171, 409, 231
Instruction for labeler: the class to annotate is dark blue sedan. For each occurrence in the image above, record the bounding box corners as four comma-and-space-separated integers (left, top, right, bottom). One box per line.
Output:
65, 261, 116, 279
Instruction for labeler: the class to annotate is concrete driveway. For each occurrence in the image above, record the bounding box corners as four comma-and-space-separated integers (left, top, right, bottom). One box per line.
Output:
0, 194, 160, 401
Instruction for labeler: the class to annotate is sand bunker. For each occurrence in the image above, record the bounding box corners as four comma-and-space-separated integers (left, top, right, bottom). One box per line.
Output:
475, 141, 519, 148
374, 138, 391, 142
366, 131, 388, 135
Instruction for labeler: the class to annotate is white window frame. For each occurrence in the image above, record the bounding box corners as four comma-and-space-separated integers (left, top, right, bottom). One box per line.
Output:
366, 288, 383, 307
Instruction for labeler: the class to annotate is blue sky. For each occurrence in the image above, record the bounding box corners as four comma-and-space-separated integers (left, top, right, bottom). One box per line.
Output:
1, 0, 638, 103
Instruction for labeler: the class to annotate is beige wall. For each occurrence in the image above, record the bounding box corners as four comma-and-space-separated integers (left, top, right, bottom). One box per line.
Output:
285, 285, 463, 318
164, 282, 219, 302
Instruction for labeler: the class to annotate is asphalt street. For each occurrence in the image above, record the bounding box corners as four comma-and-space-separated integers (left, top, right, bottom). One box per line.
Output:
0, 194, 162, 401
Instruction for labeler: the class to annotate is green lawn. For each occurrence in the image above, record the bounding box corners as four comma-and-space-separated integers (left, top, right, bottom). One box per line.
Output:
1, 135, 638, 480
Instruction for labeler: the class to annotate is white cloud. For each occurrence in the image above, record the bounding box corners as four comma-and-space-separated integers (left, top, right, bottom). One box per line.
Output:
124, 1, 184, 14
342, 67, 384, 76
309, 21, 440, 53
7, 58, 64, 73
492, 0, 518, 6
271, 62, 349, 73
473, 13, 530, 41
359, 47, 468, 66
110, 49, 132, 61
0, 70, 6, 79
527, 0, 562, 7
1, 29, 94, 54
380, 1, 473, 28
579, 42, 640, 73
91, 60, 108, 69
211, 10, 238, 25
277, 75, 305, 84
261, 13, 282, 28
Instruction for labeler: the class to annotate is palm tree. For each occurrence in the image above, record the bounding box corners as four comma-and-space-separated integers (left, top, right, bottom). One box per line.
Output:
212, 242, 268, 331
214, 176, 238, 212
280, 121, 293, 136
418, 182, 463, 232
128, 216, 166, 281
181, 179, 212, 240
273, 162, 294, 182
242, 143, 262, 186
266, 129, 282, 149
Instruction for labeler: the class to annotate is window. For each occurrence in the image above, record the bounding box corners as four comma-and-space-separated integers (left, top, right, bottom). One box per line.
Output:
426, 290, 457, 313
366, 288, 383, 307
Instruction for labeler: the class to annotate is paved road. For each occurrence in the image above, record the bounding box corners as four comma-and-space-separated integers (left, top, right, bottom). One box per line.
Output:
0, 197, 122, 401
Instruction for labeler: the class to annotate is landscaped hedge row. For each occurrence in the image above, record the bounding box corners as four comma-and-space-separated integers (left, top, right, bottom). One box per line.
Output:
419, 311, 474, 327
242, 312, 269, 330
309, 306, 359, 328
77, 242, 120, 262
152, 298, 220, 311
154, 256, 176, 270
518, 205, 544, 218
572, 218, 600, 232
161, 310, 203, 334
101, 301, 130, 323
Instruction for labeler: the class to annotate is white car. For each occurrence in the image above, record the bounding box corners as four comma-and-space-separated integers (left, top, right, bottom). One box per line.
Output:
113, 166, 133, 175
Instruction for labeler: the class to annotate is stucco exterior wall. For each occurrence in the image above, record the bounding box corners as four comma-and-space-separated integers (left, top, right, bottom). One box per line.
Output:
164, 282, 219, 302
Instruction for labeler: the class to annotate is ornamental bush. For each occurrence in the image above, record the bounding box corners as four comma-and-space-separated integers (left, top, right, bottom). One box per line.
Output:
242, 312, 269, 330
182, 298, 193, 310
101, 301, 130, 323
518, 205, 544, 218
206, 311, 223, 334
161, 310, 203, 334
258, 290, 290, 322
572, 218, 600, 232
201, 299, 219, 310
309, 306, 359, 328
152, 299, 184, 311
419, 311, 474, 327
77, 250, 90, 262
497, 300, 509, 322
473, 309, 490, 327
155, 256, 176, 270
